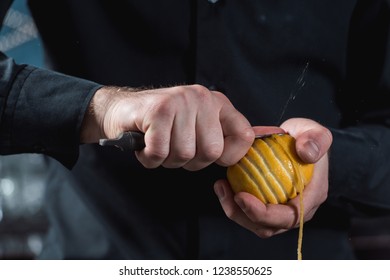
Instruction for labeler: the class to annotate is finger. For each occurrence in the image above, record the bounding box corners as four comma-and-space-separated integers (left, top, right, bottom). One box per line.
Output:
183, 90, 224, 171
280, 118, 332, 163
163, 98, 197, 169
294, 127, 333, 163
214, 180, 260, 230
215, 92, 255, 166
214, 179, 248, 221
135, 125, 171, 168
135, 94, 177, 168
252, 126, 285, 137
287, 154, 329, 223
234, 192, 299, 229
215, 180, 294, 238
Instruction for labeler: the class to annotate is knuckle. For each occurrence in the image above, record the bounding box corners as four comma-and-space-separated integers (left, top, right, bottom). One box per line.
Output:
190, 84, 214, 102
171, 141, 196, 162
175, 149, 196, 163
224, 207, 238, 221
190, 84, 209, 94
200, 144, 223, 162
152, 101, 175, 118
147, 148, 169, 163
141, 161, 160, 169
241, 127, 256, 144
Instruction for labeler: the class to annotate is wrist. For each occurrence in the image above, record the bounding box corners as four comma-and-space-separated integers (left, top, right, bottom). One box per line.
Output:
80, 86, 114, 143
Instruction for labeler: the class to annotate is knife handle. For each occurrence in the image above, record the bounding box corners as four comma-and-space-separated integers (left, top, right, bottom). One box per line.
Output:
99, 131, 145, 151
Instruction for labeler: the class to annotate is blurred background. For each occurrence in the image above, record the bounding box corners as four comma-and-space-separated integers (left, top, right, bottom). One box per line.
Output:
0, 0, 48, 259
1, 0, 390, 260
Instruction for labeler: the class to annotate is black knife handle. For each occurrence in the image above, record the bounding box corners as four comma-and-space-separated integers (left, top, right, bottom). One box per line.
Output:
99, 131, 145, 151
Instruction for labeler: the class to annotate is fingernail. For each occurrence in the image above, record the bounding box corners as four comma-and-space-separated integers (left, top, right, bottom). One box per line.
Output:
214, 183, 225, 200
303, 140, 320, 162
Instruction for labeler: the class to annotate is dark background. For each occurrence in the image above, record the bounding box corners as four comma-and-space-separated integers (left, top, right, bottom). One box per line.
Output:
0, 0, 389, 260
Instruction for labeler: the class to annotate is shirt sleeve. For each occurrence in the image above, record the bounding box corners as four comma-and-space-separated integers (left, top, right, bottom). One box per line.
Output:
328, 0, 390, 214
0, 53, 102, 169
329, 126, 390, 214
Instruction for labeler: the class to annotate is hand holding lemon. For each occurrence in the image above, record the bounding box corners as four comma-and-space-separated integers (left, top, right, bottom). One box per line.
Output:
223, 119, 332, 260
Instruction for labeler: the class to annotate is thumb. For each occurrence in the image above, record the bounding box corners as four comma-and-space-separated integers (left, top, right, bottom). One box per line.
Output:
280, 118, 333, 163
295, 128, 333, 163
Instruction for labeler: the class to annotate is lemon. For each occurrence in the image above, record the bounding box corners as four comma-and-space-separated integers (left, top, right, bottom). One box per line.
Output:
226, 133, 314, 260
227, 133, 314, 204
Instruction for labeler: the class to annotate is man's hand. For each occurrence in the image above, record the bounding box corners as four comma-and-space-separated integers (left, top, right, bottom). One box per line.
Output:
214, 118, 332, 238
81, 84, 255, 171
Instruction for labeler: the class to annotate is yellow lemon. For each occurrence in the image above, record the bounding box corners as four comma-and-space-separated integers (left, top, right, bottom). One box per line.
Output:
227, 133, 314, 204
226, 133, 314, 260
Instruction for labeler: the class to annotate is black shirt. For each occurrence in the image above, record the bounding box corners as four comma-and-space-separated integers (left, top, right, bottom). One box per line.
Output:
1, 0, 390, 259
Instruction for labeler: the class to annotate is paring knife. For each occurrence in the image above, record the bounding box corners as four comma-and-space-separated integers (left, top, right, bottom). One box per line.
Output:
99, 131, 145, 151
99, 132, 285, 151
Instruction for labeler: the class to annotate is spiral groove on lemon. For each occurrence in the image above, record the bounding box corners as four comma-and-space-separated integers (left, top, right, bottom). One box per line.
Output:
226, 133, 314, 204
226, 133, 314, 260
